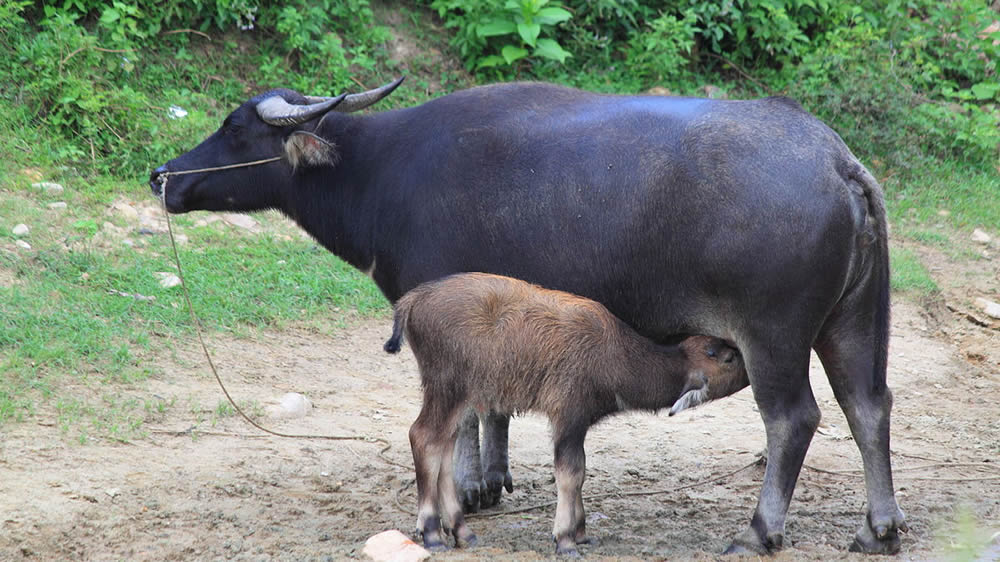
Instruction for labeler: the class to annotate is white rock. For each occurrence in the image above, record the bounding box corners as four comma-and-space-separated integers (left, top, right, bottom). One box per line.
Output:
48, 201, 67, 210
971, 228, 991, 244
267, 392, 312, 419
12, 223, 29, 236
362, 530, 430, 562
32, 181, 64, 195
222, 213, 258, 231
15, 240, 31, 250
154, 272, 182, 288
112, 201, 139, 221
975, 298, 1000, 320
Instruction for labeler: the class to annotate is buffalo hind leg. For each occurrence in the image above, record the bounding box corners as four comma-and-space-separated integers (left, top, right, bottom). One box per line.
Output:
725, 341, 819, 555
815, 305, 907, 553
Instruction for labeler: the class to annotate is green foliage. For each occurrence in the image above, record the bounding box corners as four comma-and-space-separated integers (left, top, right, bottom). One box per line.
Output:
430, 0, 573, 73
783, 7, 999, 172
681, 0, 840, 66
623, 9, 697, 85
262, 0, 389, 95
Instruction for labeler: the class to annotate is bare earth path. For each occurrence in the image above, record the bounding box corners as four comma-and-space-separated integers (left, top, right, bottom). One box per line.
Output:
2, 299, 998, 561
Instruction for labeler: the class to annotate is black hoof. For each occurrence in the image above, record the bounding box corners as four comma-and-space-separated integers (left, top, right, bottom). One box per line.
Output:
849, 510, 906, 554
724, 529, 782, 555
482, 470, 513, 508
460, 485, 482, 513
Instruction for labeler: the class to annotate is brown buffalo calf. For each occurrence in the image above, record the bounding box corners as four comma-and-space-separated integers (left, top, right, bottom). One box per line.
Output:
385, 273, 746, 555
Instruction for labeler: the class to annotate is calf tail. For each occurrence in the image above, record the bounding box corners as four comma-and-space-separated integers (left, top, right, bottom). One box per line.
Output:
383, 293, 415, 354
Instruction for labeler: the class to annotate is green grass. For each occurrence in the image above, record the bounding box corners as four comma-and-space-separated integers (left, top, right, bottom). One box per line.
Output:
889, 246, 939, 296
0, 151, 388, 436
884, 159, 1000, 230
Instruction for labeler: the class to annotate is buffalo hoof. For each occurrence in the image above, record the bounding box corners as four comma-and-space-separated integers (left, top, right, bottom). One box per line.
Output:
849, 510, 908, 554
723, 528, 783, 555
482, 469, 513, 508
459, 480, 485, 513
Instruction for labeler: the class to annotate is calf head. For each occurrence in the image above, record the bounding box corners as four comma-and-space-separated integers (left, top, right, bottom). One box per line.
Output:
670, 336, 748, 416
149, 78, 404, 214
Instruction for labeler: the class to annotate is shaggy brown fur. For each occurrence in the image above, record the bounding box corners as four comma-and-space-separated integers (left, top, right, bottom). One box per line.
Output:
385, 273, 747, 554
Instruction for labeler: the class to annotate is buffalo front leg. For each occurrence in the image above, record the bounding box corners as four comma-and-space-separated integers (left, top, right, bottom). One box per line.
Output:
453, 408, 486, 513
725, 343, 819, 555
480, 411, 514, 508
453, 409, 513, 512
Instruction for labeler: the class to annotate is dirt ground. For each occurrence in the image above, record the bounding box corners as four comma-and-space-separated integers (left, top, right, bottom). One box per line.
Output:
2, 283, 999, 562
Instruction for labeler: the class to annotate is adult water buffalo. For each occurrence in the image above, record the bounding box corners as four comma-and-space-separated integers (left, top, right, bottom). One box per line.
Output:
151, 78, 906, 554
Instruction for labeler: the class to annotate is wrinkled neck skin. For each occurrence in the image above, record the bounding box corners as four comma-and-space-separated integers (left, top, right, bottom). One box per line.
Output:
280, 113, 378, 274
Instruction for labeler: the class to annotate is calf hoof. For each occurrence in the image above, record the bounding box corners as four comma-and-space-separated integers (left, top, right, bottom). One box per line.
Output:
424, 540, 449, 553
849, 510, 907, 554
723, 528, 783, 555
554, 536, 582, 557
482, 469, 513, 508
460, 533, 479, 548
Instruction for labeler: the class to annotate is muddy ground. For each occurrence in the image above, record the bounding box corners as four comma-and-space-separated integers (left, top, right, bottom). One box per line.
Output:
2, 292, 999, 561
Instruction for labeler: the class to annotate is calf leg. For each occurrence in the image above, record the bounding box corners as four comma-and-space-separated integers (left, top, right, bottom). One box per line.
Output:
409, 413, 449, 551
815, 304, 906, 553
437, 432, 478, 547
725, 341, 819, 555
551, 426, 588, 555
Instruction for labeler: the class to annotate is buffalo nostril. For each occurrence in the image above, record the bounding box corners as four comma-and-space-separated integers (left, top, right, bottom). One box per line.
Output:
149, 165, 168, 194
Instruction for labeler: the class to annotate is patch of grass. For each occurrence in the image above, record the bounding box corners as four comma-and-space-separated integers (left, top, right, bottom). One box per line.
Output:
933, 503, 999, 562
890, 246, 939, 296
901, 228, 951, 248
885, 160, 1000, 231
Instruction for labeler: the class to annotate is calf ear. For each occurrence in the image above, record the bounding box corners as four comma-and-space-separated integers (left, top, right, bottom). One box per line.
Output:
284, 131, 339, 169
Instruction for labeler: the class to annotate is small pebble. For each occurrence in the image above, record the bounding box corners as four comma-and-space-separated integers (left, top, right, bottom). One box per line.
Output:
12, 223, 29, 236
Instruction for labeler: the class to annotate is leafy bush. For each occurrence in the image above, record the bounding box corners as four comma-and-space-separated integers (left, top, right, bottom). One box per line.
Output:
0, 1, 392, 181
623, 9, 698, 86
784, 5, 999, 170
430, 0, 573, 74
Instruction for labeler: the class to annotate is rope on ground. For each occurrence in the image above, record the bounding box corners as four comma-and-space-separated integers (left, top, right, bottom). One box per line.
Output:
391, 458, 764, 519
159, 181, 409, 472
804, 462, 1000, 483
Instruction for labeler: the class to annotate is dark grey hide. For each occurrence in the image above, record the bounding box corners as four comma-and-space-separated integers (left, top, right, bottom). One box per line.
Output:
151, 79, 905, 555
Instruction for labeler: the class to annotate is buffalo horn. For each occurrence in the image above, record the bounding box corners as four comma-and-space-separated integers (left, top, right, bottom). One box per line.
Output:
256, 93, 347, 126
331, 76, 405, 113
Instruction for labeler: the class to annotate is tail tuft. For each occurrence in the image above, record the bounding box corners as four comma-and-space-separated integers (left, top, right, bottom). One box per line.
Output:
384, 334, 402, 354
383, 294, 412, 354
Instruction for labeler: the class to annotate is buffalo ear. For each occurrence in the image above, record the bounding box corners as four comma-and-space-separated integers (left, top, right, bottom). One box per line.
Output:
284, 131, 339, 169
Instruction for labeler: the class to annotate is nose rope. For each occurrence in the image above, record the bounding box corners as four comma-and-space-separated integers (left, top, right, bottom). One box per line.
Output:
157, 155, 284, 179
